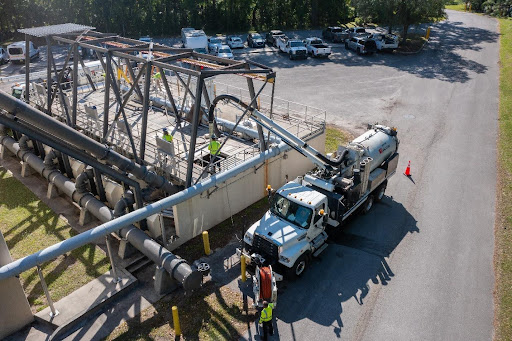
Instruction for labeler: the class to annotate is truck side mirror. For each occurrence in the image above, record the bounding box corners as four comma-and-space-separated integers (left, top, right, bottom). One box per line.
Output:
266, 185, 274, 202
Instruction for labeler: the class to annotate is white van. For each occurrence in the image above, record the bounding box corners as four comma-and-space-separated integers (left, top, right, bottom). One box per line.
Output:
7, 41, 39, 64
181, 28, 208, 54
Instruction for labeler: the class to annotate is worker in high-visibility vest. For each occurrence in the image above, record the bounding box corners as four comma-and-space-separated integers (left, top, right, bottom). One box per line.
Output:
153, 71, 162, 91
162, 128, 173, 143
259, 300, 275, 341
208, 135, 221, 173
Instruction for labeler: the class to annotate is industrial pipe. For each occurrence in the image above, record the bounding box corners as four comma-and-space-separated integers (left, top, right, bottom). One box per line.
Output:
0, 139, 290, 282
0, 118, 145, 208
0, 134, 202, 290
0, 90, 180, 194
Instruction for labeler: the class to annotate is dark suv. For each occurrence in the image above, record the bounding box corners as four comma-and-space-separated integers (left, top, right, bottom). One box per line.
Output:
247, 33, 265, 48
322, 26, 349, 43
345, 37, 377, 55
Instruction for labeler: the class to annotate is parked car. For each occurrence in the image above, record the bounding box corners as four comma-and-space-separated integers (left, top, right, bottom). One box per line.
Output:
345, 37, 377, 55
266, 30, 286, 47
346, 27, 368, 39
276, 36, 308, 60
247, 33, 265, 48
0, 47, 9, 65
227, 36, 244, 49
215, 45, 234, 59
322, 26, 348, 43
7, 41, 39, 64
139, 36, 153, 43
368, 33, 399, 51
303, 38, 331, 58
208, 37, 223, 53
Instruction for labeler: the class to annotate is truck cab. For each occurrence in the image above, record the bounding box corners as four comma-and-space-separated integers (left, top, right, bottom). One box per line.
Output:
244, 181, 329, 277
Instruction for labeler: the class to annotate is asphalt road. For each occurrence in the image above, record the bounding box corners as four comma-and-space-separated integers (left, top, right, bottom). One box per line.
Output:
240, 10, 498, 341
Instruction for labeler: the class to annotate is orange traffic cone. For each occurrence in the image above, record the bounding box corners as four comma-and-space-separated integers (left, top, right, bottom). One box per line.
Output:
404, 160, 411, 176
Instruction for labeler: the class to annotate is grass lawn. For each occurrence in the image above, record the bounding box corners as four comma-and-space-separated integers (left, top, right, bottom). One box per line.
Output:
325, 124, 352, 154
495, 17, 512, 341
0, 167, 110, 313
446, 3, 466, 11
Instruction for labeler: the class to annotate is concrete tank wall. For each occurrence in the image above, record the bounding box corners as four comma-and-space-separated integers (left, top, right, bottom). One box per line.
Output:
170, 132, 325, 251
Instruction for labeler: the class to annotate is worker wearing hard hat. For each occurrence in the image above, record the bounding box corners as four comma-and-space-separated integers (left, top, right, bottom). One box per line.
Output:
259, 300, 275, 340
162, 128, 173, 143
208, 135, 221, 173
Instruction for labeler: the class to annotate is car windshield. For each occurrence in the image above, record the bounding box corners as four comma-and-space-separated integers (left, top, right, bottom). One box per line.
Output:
210, 38, 222, 44
194, 48, 207, 54
290, 41, 303, 47
218, 47, 231, 53
232, 38, 242, 42
270, 194, 313, 229
356, 28, 366, 33
332, 28, 343, 33
252, 34, 262, 39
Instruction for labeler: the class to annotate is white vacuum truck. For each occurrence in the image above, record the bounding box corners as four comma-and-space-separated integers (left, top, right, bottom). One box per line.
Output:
236, 107, 399, 281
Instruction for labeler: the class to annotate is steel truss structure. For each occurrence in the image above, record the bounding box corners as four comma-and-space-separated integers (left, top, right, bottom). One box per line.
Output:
19, 24, 276, 188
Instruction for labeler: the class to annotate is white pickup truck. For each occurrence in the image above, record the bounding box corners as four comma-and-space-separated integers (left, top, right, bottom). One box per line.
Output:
276, 36, 308, 60
303, 38, 331, 58
368, 33, 399, 51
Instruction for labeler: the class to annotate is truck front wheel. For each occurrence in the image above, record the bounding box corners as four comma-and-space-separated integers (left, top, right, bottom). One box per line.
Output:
362, 195, 374, 215
288, 254, 308, 278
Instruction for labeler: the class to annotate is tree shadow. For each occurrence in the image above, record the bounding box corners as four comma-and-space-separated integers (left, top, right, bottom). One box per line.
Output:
243, 18, 498, 84
271, 196, 418, 338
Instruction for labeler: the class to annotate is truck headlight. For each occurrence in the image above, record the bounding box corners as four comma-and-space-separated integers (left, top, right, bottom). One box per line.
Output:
244, 233, 254, 245
279, 255, 291, 263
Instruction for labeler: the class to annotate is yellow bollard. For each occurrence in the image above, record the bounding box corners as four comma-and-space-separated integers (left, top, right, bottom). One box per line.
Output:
202, 231, 211, 255
172, 306, 181, 336
241, 254, 247, 282
426, 27, 431, 40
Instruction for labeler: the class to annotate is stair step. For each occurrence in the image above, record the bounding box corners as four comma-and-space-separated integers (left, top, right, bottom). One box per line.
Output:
312, 243, 328, 257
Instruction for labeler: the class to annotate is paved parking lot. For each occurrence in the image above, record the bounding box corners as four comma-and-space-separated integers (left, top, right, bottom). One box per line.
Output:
0, 10, 499, 340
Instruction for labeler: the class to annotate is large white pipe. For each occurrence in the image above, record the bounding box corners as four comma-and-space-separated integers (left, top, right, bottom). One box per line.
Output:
0, 140, 290, 280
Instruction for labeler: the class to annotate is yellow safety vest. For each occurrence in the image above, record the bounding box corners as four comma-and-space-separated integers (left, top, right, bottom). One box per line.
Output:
259, 303, 274, 323
208, 140, 221, 155
154, 72, 161, 79
163, 133, 172, 142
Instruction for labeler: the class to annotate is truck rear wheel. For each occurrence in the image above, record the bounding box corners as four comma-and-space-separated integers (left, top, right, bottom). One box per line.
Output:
375, 182, 387, 202
362, 195, 374, 215
288, 254, 308, 278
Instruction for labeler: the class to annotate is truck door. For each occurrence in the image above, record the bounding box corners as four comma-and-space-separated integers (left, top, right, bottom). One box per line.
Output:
307, 203, 326, 240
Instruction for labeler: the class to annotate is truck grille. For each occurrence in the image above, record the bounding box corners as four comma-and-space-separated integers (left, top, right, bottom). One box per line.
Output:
296, 50, 306, 56
252, 234, 279, 261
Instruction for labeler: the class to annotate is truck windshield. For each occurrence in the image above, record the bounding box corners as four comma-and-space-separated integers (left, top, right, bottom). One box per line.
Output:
290, 41, 303, 47
210, 38, 222, 44
311, 40, 323, 45
270, 194, 313, 229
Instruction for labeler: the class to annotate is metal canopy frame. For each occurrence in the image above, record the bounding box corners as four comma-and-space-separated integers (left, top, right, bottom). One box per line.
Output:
20, 24, 276, 188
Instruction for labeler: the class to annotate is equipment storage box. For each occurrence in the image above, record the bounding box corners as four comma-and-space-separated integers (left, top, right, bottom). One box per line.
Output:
368, 168, 386, 192
384, 153, 399, 177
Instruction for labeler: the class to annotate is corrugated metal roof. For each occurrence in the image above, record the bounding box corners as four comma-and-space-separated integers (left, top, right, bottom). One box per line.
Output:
18, 23, 95, 37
